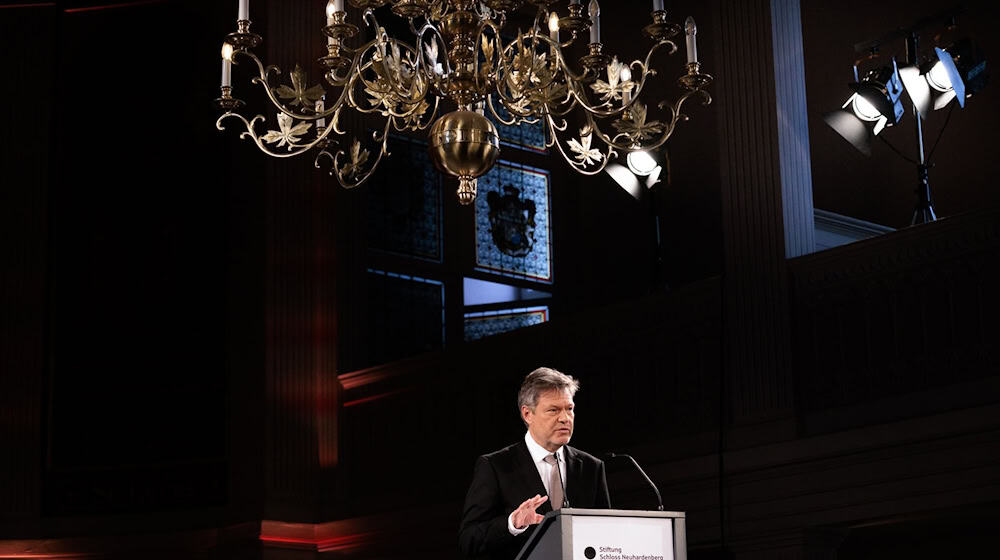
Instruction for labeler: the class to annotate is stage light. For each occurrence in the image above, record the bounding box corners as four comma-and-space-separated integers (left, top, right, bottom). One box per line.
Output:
852, 60, 905, 126
823, 60, 905, 156
626, 150, 658, 176
823, 93, 883, 156
926, 56, 956, 92
824, 11, 987, 224
606, 162, 642, 200
899, 39, 988, 114
607, 150, 663, 199
900, 47, 961, 113
948, 39, 989, 96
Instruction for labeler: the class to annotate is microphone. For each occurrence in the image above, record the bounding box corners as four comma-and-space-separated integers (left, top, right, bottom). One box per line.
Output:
606, 453, 663, 511
554, 453, 570, 508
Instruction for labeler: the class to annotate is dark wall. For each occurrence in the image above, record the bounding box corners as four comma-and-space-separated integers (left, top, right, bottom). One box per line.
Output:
0, 0, 263, 525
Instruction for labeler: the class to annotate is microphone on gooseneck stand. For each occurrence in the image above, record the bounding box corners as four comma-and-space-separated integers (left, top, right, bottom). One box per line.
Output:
555, 453, 570, 509
605, 453, 664, 511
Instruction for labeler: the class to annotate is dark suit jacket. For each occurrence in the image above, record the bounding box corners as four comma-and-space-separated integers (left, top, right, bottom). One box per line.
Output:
458, 439, 611, 560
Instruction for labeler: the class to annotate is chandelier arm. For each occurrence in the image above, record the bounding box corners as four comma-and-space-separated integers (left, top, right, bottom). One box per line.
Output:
324, 44, 381, 115
585, 111, 643, 153
472, 20, 492, 101
352, 67, 432, 119
330, 106, 347, 135
235, 49, 359, 122
497, 34, 533, 108
491, 36, 550, 121
492, 90, 535, 120
380, 39, 423, 101
545, 114, 617, 176
216, 112, 339, 158
355, 46, 393, 94
543, 114, 568, 149
666, 87, 713, 124
583, 95, 704, 155
407, 14, 424, 37
414, 21, 451, 89
348, 40, 432, 118
346, 58, 385, 114
366, 11, 416, 101
516, 31, 555, 102
325, 38, 379, 86
484, 94, 518, 126
558, 40, 680, 120
419, 95, 442, 129
240, 52, 321, 120
388, 95, 439, 131
323, 117, 393, 189
480, 19, 510, 101
618, 40, 679, 107
362, 7, 380, 32
539, 83, 580, 118
532, 32, 592, 85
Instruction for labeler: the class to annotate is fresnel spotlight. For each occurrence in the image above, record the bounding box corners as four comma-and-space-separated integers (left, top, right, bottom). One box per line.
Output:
214, 0, 712, 205
823, 9, 988, 224
823, 57, 905, 156
899, 38, 988, 115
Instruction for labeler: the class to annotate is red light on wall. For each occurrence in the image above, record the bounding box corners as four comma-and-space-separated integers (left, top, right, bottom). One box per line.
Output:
0, 553, 93, 559
342, 388, 409, 408
260, 531, 377, 553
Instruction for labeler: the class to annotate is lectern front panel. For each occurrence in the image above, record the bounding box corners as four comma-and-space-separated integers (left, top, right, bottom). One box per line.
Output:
567, 515, 674, 560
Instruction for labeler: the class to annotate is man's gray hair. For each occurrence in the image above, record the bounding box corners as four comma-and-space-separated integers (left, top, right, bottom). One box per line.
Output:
517, 367, 580, 413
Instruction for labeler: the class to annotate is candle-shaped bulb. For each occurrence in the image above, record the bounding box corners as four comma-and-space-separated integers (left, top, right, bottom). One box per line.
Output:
685, 16, 698, 64
326, 0, 336, 45
588, 0, 600, 44
548, 11, 559, 33
221, 42, 234, 88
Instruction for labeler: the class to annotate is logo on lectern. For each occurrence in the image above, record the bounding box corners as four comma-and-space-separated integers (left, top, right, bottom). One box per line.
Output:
584, 547, 597, 559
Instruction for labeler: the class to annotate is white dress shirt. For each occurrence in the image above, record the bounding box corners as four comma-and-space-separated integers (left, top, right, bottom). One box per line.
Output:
507, 431, 567, 535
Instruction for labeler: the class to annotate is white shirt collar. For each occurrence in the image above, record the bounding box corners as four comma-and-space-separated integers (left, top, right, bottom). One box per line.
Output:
524, 431, 565, 464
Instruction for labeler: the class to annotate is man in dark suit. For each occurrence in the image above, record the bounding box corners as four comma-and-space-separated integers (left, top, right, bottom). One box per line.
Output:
459, 367, 611, 560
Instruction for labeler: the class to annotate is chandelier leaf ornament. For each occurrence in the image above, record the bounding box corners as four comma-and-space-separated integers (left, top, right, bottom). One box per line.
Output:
215, 0, 712, 204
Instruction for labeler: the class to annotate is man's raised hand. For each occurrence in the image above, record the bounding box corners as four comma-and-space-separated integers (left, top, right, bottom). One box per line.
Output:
511, 494, 549, 529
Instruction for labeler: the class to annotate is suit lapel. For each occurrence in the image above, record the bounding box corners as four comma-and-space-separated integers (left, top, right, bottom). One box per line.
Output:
513, 439, 551, 513
564, 446, 584, 508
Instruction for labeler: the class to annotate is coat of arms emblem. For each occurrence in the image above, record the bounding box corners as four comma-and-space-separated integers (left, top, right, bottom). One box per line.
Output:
486, 185, 536, 257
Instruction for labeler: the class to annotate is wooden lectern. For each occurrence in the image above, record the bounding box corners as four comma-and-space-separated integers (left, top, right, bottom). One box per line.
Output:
515, 508, 686, 560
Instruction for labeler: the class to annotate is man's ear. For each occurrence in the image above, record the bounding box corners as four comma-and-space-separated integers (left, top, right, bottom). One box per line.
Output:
521, 405, 532, 425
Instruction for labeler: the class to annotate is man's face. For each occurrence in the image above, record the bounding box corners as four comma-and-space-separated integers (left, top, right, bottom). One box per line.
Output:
523, 388, 575, 452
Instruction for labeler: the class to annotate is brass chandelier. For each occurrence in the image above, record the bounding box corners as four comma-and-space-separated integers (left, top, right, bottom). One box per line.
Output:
215, 0, 712, 204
